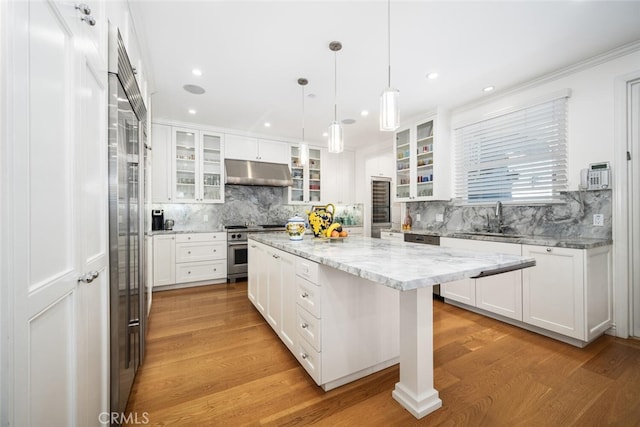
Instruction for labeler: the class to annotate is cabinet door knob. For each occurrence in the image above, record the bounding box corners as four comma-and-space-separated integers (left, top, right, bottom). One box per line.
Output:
301, 292, 309, 298
546, 248, 552, 252
301, 323, 308, 329
75, 3, 91, 15
81, 15, 96, 26
272, 254, 280, 259
78, 270, 99, 283
188, 251, 191, 254
300, 353, 308, 360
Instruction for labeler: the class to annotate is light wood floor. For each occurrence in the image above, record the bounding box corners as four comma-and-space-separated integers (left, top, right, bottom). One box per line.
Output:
125, 282, 640, 426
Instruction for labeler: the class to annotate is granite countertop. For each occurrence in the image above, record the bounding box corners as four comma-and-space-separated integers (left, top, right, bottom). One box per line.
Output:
249, 234, 535, 292
382, 228, 611, 250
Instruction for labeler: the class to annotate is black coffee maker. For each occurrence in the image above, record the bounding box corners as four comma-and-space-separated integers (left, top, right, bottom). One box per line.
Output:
152, 209, 164, 231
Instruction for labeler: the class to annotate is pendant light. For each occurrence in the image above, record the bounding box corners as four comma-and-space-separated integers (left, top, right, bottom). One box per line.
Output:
328, 41, 344, 153
298, 77, 309, 167
380, 0, 399, 131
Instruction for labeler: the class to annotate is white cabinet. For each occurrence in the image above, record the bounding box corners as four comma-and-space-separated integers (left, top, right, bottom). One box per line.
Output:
440, 238, 522, 320
174, 233, 226, 284
249, 240, 399, 391
225, 134, 289, 163
151, 124, 224, 203
289, 145, 323, 203
151, 123, 173, 202
342, 226, 363, 236
380, 231, 404, 241
394, 111, 451, 201
522, 245, 612, 342
153, 232, 226, 289
322, 149, 355, 203
173, 128, 224, 203
248, 241, 297, 352
439, 238, 612, 345
153, 235, 176, 286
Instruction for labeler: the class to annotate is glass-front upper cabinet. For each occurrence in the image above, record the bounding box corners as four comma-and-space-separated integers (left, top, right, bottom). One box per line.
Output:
289, 145, 322, 204
174, 129, 197, 201
395, 129, 411, 199
200, 133, 223, 202
172, 127, 224, 203
393, 110, 451, 202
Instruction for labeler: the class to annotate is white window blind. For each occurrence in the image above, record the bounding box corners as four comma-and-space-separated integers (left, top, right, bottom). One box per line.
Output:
454, 96, 568, 203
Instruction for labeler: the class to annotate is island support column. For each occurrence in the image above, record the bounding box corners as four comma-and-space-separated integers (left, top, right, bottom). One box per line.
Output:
392, 287, 442, 418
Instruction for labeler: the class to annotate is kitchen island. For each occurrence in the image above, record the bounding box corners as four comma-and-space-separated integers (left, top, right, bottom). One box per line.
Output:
248, 233, 535, 419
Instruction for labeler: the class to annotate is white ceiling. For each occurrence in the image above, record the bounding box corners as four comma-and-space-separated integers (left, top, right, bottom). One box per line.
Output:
130, 1, 640, 150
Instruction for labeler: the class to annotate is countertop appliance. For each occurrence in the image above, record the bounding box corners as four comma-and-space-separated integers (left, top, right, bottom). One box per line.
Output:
108, 25, 147, 417
227, 224, 285, 282
404, 233, 442, 297
152, 209, 164, 231
371, 177, 392, 238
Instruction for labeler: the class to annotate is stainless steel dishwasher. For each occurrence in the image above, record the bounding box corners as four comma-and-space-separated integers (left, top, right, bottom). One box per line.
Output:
404, 233, 442, 298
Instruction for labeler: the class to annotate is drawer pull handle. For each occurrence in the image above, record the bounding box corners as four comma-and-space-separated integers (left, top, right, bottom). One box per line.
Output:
188, 251, 191, 254
301, 292, 309, 298
187, 271, 191, 274
273, 254, 280, 259
546, 248, 552, 252
300, 353, 308, 360
213, 249, 216, 252
301, 323, 308, 329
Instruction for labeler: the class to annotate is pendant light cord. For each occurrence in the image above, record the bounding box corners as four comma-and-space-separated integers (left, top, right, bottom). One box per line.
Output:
334, 49, 338, 121
387, 0, 391, 87
301, 84, 305, 142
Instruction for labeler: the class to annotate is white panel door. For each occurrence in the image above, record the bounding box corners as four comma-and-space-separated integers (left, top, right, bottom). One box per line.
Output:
11, 2, 79, 425
7, 1, 108, 425
76, 34, 109, 427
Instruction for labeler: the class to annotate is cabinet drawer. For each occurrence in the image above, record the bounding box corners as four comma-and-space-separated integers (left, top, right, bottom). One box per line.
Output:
175, 260, 226, 283
380, 231, 403, 241
176, 232, 225, 243
295, 258, 319, 283
175, 241, 226, 262
296, 306, 321, 351
296, 276, 321, 318
296, 339, 321, 385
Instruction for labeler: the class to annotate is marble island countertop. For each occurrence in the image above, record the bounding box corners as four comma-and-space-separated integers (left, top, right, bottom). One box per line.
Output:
382, 228, 611, 250
249, 234, 535, 292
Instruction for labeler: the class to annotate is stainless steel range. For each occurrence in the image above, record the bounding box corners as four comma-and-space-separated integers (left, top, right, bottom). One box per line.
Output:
227, 224, 285, 282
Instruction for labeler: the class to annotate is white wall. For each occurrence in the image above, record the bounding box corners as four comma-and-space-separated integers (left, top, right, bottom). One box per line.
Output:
451, 48, 640, 191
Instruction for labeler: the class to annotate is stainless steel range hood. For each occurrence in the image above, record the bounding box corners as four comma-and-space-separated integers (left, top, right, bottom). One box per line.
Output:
224, 159, 293, 187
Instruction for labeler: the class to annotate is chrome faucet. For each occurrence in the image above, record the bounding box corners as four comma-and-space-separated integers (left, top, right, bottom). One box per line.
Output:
495, 201, 503, 233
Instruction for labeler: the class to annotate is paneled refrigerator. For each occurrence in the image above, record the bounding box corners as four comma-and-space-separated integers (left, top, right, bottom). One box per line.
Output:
108, 26, 147, 418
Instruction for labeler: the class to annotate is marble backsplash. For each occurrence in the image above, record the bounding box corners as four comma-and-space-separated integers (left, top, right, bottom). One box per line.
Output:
153, 185, 363, 231
405, 189, 612, 240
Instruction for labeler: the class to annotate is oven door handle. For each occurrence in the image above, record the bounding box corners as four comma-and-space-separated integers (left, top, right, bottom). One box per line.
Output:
228, 241, 248, 247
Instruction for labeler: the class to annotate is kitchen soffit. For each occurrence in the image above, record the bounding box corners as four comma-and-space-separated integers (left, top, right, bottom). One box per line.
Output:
130, 1, 640, 149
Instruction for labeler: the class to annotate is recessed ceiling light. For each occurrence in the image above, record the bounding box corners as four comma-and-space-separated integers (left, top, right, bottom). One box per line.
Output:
192, 69, 202, 76
183, 84, 206, 95
483, 85, 495, 92
188, 109, 196, 114
361, 110, 369, 117
427, 72, 439, 80
264, 122, 271, 128
322, 132, 328, 137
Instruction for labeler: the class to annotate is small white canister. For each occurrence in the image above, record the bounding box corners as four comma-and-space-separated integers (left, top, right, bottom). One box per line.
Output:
286, 215, 306, 241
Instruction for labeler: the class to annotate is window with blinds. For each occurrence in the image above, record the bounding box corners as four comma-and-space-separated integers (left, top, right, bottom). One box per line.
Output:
454, 96, 568, 204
